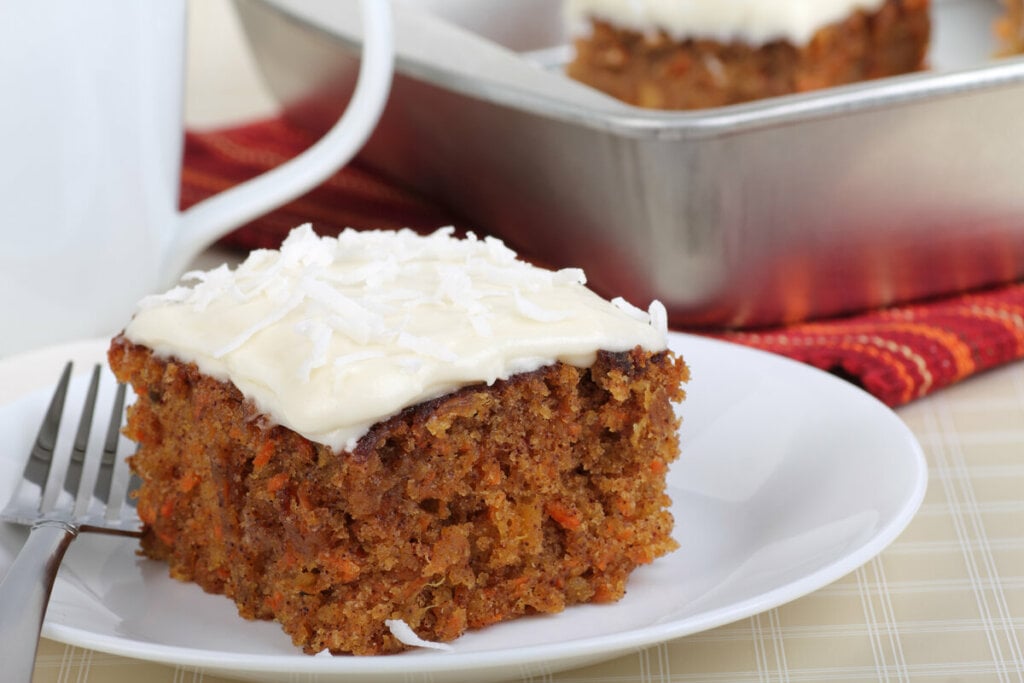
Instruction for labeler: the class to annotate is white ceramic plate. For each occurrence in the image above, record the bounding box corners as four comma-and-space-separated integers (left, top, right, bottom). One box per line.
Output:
0, 333, 927, 683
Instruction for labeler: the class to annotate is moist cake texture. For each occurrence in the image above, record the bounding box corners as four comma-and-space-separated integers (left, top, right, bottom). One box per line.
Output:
565, 0, 930, 109
109, 225, 688, 655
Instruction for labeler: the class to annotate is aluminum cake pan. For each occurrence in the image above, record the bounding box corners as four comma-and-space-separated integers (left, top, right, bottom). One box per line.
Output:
236, 0, 1024, 328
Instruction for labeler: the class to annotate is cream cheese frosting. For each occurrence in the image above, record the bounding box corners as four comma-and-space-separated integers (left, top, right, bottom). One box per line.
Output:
124, 225, 668, 452
565, 0, 888, 46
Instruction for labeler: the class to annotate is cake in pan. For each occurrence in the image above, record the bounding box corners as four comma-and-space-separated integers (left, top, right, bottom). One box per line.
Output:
108, 225, 688, 655
565, 0, 931, 109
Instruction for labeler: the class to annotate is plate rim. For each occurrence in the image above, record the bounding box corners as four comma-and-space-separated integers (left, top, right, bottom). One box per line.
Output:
0, 333, 928, 677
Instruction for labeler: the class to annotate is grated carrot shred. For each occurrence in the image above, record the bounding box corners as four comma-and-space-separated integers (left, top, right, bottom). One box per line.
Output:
267, 472, 289, 493
545, 500, 581, 530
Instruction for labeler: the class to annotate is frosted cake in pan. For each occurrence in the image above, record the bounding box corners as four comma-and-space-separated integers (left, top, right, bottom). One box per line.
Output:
565, 0, 931, 109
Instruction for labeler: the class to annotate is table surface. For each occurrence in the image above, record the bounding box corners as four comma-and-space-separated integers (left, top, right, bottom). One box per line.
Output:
23, 1, 1024, 680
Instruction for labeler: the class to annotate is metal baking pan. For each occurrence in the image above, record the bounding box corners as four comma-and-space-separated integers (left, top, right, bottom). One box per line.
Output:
235, 0, 1024, 328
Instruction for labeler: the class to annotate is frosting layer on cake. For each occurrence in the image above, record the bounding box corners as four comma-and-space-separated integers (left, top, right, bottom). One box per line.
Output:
565, 0, 888, 45
124, 225, 668, 451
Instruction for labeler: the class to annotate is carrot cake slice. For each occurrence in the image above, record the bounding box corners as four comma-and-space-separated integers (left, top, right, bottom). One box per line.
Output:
108, 225, 688, 655
565, 0, 931, 109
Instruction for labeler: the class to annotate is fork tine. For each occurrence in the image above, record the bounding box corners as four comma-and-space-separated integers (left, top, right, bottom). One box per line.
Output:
33, 362, 72, 464
92, 382, 127, 506
27, 361, 72, 470
15, 362, 74, 514
60, 364, 101, 504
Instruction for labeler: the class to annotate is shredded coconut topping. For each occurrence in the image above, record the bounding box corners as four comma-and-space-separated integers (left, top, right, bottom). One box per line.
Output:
125, 225, 668, 451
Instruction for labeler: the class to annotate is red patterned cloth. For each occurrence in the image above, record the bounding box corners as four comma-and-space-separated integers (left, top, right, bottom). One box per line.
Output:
182, 118, 1024, 408
709, 296, 1024, 407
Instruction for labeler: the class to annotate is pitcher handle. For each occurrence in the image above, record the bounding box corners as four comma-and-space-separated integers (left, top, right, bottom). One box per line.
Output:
162, 0, 393, 287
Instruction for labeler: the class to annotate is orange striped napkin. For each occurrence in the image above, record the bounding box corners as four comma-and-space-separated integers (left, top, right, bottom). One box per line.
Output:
182, 118, 1024, 408
708, 298, 1024, 407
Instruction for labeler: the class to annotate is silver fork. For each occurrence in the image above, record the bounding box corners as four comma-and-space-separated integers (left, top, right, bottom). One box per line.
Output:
0, 362, 140, 682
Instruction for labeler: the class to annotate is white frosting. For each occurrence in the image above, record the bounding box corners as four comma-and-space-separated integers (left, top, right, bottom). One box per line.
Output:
565, 0, 888, 46
124, 225, 668, 452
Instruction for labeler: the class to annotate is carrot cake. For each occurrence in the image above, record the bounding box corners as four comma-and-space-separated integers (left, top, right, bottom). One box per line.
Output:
997, 0, 1024, 54
108, 225, 688, 655
565, 0, 931, 109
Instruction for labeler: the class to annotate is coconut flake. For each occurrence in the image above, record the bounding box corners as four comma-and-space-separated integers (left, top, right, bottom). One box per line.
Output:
333, 349, 387, 371
554, 267, 587, 286
467, 311, 493, 338
279, 223, 334, 268
514, 291, 571, 323
397, 355, 425, 375
384, 619, 454, 651
612, 296, 649, 322
135, 285, 191, 309
482, 234, 517, 263
294, 273, 392, 345
648, 299, 669, 338
294, 318, 334, 381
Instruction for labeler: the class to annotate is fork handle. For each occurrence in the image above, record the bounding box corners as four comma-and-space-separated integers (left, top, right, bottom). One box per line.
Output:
0, 520, 78, 683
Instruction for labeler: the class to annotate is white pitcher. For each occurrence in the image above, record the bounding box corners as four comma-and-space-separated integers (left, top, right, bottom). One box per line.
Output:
0, 0, 393, 357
